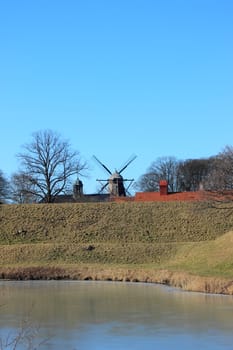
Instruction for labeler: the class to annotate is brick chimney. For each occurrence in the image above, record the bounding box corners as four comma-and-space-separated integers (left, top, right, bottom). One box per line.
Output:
159, 180, 168, 195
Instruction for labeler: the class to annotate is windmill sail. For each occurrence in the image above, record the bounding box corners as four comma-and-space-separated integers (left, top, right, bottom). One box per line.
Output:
93, 155, 137, 197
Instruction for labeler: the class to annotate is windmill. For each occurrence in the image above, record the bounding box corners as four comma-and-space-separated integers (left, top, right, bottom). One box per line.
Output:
93, 155, 137, 197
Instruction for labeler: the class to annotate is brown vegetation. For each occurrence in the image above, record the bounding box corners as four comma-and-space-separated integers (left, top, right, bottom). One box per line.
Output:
1, 201, 233, 294
1, 265, 233, 295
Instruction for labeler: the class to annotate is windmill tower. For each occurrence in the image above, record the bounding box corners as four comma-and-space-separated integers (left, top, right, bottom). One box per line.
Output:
93, 155, 137, 197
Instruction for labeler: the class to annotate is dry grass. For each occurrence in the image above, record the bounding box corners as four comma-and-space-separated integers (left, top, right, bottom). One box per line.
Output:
1, 201, 233, 244
1, 201, 233, 293
0, 242, 178, 265
165, 231, 233, 278
1, 265, 233, 295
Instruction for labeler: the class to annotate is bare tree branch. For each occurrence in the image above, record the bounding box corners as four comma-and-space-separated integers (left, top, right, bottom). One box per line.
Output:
0, 171, 10, 203
17, 129, 87, 203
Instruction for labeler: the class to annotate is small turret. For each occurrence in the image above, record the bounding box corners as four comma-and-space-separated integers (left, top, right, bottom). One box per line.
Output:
73, 178, 83, 200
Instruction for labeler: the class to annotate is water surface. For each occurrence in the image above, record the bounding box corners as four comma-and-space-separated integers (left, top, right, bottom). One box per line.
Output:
0, 280, 233, 349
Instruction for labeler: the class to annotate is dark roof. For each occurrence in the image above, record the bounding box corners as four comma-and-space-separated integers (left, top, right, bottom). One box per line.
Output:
54, 193, 111, 203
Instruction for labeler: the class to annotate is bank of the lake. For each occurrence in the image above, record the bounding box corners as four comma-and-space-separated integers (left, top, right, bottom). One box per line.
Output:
1, 201, 233, 294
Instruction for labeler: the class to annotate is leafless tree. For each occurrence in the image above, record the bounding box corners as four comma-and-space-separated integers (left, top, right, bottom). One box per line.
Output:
135, 156, 180, 192
136, 156, 217, 193
204, 146, 233, 191
10, 172, 38, 203
177, 158, 214, 191
17, 130, 87, 203
0, 170, 9, 203
0, 318, 49, 350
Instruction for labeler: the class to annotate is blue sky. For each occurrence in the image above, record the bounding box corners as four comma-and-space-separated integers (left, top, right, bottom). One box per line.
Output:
0, 0, 232, 194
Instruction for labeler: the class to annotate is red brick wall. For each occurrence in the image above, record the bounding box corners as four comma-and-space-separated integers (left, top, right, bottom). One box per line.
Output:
112, 190, 233, 202
134, 191, 205, 202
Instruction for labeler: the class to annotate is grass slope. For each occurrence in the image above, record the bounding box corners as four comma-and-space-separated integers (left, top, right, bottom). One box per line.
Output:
0, 201, 233, 280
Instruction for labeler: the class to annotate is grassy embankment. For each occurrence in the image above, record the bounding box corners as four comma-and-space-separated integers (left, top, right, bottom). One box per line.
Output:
1, 201, 233, 294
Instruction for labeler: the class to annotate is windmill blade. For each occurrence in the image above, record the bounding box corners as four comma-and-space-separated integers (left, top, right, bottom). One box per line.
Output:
93, 155, 112, 175
125, 179, 134, 196
119, 154, 137, 174
98, 182, 109, 194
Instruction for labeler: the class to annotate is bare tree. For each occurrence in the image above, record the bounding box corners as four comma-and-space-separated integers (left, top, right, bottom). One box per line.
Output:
135, 156, 216, 193
17, 130, 87, 203
10, 172, 38, 203
204, 146, 233, 191
0, 170, 9, 203
135, 156, 180, 192
0, 318, 49, 349
177, 158, 214, 192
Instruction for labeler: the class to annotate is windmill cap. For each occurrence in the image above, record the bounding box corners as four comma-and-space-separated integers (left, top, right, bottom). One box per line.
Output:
110, 172, 123, 180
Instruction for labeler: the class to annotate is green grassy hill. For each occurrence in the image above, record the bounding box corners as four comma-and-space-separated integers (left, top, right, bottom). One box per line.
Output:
1, 201, 233, 284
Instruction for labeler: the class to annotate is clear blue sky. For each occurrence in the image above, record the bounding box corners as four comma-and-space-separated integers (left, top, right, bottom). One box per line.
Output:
0, 0, 232, 194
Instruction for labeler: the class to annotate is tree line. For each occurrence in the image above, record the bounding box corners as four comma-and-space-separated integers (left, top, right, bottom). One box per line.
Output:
1, 129, 233, 203
135, 146, 233, 193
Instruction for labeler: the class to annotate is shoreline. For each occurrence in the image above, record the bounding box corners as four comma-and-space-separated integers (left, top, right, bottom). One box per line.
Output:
1, 265, 233, 295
